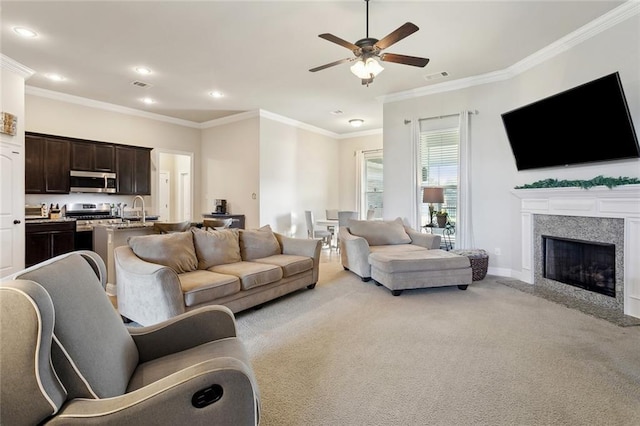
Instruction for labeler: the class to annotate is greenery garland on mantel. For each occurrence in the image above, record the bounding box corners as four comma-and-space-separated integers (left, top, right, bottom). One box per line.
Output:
515, 175, 640, 190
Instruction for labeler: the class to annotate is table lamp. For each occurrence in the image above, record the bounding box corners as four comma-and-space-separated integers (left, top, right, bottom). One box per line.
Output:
422, 187, 444, 225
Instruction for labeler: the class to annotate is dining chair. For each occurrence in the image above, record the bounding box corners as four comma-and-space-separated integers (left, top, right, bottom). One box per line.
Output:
305, 210, 331, 247
367, 209, 376, 220
203, 218, 234, 230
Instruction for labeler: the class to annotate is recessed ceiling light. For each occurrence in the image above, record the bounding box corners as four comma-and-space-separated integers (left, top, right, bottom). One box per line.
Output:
13, 27, 38, 38
135, 66, 152, 75
141, 97, 155, 105
46, 73, 65, 82
349, 119, 364, 128
209, 91, 224, 98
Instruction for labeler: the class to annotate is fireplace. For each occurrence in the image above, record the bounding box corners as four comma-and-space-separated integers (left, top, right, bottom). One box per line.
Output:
512, 184, 640, 319
542, 236, 615, 297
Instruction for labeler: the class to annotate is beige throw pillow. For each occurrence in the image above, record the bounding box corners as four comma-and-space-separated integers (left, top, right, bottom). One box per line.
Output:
191, 227, 242, 269
348, 217, 411, 246
128, 231, 198, 274
239, 225, 281, 260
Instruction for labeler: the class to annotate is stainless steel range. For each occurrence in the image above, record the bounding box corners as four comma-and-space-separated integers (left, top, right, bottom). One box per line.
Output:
66, 203, 123, 250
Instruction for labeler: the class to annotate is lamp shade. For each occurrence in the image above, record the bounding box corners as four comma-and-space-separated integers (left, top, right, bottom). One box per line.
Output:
423, 187, 444, 204
350, 58, 384, 79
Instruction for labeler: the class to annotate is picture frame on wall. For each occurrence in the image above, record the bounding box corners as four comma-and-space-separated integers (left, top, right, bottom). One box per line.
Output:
0, 112, 17, 136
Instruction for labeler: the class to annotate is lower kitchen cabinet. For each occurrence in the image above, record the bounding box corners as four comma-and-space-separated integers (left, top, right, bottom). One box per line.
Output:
25, 221, 76, 268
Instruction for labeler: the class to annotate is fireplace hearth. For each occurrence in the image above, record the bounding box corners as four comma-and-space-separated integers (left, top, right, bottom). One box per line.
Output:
543, 235, 615, 297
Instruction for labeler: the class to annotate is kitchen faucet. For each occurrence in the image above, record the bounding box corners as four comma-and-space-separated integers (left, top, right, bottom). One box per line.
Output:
132, 195, 146, 224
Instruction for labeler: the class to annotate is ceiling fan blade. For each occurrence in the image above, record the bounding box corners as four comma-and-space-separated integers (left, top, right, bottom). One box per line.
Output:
319, 33, 360, 52
309, 58, 354, 73
374, 22, 419, 50
380, 53, 430, 68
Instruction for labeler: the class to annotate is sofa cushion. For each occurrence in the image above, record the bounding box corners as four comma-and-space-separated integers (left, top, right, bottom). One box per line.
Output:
239, 225, 281, 260
209, 261, 283, 290
128, 231, 197, 274
191, 227, 242, 269
348, 217, 411, 246
178, 270, 241, 307
253, 254, 313, 277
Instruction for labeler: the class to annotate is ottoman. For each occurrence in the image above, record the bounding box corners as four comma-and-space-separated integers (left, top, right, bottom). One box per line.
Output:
450, 249, 489, 281
369, 249, 472, 296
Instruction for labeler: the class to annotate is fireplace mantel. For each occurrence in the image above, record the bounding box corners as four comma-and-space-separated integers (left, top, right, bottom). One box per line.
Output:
512, 184, 640, 319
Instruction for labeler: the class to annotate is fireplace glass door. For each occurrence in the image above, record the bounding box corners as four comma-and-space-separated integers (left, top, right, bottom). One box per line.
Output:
543, 236, 615, 297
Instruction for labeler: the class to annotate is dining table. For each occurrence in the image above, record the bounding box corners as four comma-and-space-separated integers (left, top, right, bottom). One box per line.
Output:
315, 219, 339, 248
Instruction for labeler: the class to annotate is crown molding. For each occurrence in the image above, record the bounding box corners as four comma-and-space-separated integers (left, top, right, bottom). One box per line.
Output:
1, 54, 35, 79
337, 128, 383, 140
25, 86, 201, 128
259, 110, 339, 138
199, 110, 259, 128
380, 0, 640, 104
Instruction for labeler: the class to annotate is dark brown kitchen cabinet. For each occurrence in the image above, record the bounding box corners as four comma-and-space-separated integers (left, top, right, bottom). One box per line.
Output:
116, 146, 151, 195
25, 135, 70, 194
25, 221, 76, 268
71, 141, 115, 172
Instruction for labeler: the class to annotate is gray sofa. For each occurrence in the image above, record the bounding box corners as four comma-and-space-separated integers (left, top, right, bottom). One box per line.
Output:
115, 225, 321, 326
339, 217, 441, 280
1, 251, 260, 425
339, 218, 472, 295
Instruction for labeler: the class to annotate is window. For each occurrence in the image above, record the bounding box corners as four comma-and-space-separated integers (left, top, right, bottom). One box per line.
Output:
419, 119, 459, 248
361, 150, 383, 219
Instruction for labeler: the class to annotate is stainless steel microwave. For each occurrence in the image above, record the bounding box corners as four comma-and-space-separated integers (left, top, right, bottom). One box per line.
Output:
70, 170, 117, 193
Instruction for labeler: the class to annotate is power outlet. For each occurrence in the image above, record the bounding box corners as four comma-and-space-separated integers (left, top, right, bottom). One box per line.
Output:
494, 248, 502, 256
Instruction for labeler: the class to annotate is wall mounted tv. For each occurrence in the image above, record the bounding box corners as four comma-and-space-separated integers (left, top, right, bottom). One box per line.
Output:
501, 72, 639, 171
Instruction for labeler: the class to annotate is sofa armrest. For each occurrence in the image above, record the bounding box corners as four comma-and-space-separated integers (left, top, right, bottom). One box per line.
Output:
405, 227, 441, 249
129, 305, 237, 362
114, 246, 185, 326
275, 233, 322, 283
52, 357, 259, 425
275, 233, 320, 258
339, 227, 372, 279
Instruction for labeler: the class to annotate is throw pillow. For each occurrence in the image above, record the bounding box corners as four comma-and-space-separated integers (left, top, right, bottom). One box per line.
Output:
191, 227, 242, 269
128, 231, 198, 274
239, 225, 281, 260
348, 217, 411, 246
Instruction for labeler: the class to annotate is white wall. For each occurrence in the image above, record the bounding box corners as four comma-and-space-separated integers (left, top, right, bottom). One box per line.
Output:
383, 13, 640, 277
24, 94, 202, 215
260, 116, 340, 238
200, 116, 260, 228
338, 132, 383, 212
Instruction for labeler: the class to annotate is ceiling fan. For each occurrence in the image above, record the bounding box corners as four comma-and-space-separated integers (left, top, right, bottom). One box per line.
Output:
309, 0, 429, 86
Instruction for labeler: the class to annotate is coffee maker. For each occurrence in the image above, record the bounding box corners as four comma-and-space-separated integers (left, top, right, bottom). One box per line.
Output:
214, 199, 227, 214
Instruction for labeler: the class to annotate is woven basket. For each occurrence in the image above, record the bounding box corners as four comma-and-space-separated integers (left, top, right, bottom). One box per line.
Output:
469, 256, 489, 281
451, 249, 489, 281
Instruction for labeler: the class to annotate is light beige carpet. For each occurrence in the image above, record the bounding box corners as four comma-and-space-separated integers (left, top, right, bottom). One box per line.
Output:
235, 262, 640, 426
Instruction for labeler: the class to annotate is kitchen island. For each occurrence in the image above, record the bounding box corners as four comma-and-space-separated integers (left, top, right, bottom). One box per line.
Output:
94, 222, 156, 295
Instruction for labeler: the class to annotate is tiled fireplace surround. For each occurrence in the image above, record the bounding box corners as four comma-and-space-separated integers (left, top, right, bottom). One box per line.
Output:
513, 185, 640, 320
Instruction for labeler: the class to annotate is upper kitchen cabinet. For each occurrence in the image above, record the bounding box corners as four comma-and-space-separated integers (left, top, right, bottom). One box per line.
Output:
25, 135, 70, 194
116, 146, 151, 195
70, 140, 115, 172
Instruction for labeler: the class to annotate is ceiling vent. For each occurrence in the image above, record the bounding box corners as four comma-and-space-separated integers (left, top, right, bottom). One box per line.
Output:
131, 80, 152, 88
424, 71, 448, 81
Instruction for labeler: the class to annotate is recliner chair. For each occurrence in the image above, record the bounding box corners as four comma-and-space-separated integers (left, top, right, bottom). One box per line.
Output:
0, 251, 260, 425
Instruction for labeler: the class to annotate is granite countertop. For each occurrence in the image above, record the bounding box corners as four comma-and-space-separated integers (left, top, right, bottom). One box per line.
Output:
95, 222, 156, 230
25, 218, 76, 224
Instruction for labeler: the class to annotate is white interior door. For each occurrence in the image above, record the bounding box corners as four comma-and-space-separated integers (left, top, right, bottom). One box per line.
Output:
159, 171, 170, 221
179, 172, 191, 221
0, 144, 25, 277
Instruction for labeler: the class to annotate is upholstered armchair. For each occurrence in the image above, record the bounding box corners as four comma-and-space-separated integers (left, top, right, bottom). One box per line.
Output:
0, 251, 260, 425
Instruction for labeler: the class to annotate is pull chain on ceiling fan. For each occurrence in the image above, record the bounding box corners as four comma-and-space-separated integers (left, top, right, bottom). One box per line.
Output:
309, 0, 429, 86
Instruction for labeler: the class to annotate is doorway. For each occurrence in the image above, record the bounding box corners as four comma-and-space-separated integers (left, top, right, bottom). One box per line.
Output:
156, 150, 193, 222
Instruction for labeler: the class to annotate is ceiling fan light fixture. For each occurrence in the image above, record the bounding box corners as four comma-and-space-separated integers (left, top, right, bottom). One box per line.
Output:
350, 58, 384, 79
349, 119, 364, 128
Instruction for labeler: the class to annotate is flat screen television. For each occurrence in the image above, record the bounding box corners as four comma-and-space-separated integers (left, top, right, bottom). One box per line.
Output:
501, 72, 639, 171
